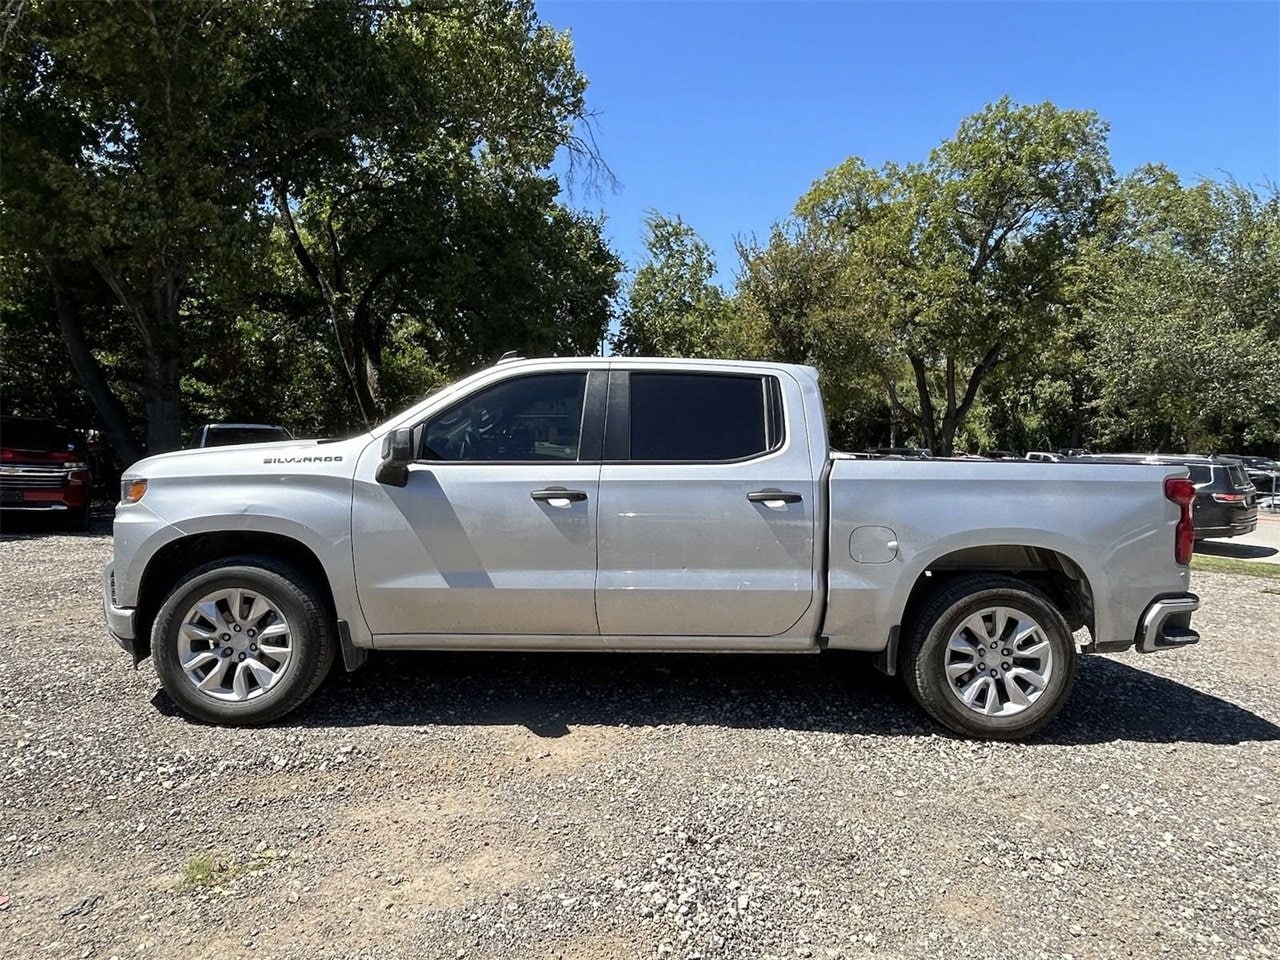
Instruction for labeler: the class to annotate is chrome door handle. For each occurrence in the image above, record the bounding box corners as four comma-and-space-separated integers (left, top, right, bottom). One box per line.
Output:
747, 489, 803, 504
531, 487, 588, 505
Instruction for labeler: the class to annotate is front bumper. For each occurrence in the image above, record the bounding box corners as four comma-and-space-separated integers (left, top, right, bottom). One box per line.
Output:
102, 561, 141, 662
1136, 593, 1200, 653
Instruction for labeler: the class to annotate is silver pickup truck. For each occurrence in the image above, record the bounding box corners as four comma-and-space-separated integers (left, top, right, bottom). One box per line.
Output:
103, 357, 1201, 739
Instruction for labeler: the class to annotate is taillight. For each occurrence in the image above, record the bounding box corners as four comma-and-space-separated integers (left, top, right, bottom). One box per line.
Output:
1164, 477, 1195, 565
1211, 492, 1246, 503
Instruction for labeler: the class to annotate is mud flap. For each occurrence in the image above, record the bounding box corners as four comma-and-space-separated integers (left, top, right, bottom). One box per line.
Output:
336, 619, 368, 672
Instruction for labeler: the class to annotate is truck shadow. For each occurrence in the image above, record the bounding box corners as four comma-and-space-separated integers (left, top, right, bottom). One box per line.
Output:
269, 650, 1280, 746
1197, 539, 1279, 560
0, 508, 112, 540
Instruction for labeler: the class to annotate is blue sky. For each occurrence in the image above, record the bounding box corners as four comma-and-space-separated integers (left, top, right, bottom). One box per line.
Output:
539, 0, 1280, 286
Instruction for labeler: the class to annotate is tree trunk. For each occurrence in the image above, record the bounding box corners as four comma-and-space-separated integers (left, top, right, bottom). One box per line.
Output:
906, 353, 940, 454
49, 267, 144, 466
1069, 376, 1085, 449
274, 186, 378, 425
144, 352, 184, 454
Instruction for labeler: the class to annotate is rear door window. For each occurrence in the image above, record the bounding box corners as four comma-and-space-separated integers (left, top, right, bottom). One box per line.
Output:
1187, 465, 1212, 484
628, 373, 780, 462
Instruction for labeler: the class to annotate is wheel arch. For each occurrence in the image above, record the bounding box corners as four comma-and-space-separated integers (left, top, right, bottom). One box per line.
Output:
134, 531, 336, 661
898, 544, 1095, 655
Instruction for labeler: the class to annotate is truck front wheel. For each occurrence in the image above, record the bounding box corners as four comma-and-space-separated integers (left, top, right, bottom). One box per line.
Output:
903, 574, 1077, 740
151, 557, 337, 725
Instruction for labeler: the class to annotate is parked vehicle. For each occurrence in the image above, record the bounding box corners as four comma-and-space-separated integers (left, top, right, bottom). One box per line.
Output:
104, 358, 1201, 739
1221, 455, 1278, 495
1071, 454, 1257, 540
1, 416, 92, 530
189, 423, 294, 448
1026, 452, 1064, 463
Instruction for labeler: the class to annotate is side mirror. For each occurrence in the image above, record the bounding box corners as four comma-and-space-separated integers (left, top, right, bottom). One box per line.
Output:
376, 427, 414, 487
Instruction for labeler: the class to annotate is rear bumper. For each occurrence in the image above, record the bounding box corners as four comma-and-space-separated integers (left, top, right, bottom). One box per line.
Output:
1136, 593, 1200, 653
102, 561, 141, 662
1195, 518, 1258, 539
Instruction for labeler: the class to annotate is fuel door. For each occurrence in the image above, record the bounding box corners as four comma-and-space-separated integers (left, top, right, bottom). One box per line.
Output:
850, 525, 899, 564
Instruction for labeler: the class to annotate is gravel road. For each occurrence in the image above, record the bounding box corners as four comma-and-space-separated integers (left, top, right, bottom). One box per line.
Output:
2, 514, 1278, 960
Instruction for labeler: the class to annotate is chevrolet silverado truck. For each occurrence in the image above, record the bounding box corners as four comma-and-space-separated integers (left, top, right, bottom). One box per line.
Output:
103, 357, 1202, 739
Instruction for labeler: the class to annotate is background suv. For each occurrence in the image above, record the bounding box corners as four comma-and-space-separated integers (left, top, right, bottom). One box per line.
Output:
189, 423, 294, 447
1069, 454, 1257, 540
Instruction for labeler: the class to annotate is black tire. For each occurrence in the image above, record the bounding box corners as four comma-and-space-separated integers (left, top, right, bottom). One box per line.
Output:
151, 556, 337, 725
902, 574, 1077, 740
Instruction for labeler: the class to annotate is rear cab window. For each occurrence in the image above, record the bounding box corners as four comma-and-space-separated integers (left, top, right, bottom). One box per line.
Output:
626, 372, 783, 462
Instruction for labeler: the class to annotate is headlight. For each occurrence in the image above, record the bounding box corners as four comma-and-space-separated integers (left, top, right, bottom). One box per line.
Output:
120, 478, 148, 503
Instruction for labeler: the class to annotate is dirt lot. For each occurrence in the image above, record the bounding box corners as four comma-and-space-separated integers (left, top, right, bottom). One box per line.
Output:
2, 514, 1278, 960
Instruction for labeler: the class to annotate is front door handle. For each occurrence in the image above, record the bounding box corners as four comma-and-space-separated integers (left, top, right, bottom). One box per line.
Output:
531, 487, 588, 505
747, 489, 803, 504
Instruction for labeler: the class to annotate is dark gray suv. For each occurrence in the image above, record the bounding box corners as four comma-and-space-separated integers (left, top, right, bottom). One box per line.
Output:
1154, 456, 1257, 540
1069, 454, 1258, 540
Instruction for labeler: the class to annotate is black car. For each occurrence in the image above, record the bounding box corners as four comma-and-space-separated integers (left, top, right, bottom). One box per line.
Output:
1069, 454, 1258, 540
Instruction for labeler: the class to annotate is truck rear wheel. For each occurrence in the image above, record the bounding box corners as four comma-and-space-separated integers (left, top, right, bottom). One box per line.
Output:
902, 574, 1076, 740
151, 557, 336, 725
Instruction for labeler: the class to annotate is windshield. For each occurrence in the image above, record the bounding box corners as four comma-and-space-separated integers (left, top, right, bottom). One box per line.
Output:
201, 426, 293, 447
0, 419, 82, 452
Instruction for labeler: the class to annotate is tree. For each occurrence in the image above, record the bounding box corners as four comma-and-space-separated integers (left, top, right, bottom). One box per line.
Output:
616, 213, 761, 358
2, 1, 280, 454
766, 98, 1113, 456
735, 221, 889, 449
1084, 168, 1280, 451
2, 0, 617, 455
264, 0, 613, 423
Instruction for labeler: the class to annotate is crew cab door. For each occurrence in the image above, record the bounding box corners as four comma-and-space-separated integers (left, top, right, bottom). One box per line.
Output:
352, 370, 603, 637
594, 368, 818, 638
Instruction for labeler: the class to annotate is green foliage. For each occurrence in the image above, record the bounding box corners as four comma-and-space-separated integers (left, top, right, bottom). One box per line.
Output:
614, 213, 762, 359
1082, 169, 1280, 451
735, 220, 889, 448
3, 21, 1275, 470
761, 98, 1114, 456
264, 0, 616, 422
2, 0, 279, 452
1, 0, 617, 456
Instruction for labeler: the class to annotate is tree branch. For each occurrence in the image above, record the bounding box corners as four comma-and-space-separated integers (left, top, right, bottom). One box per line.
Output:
884, 377, 922, 428
955, 340, 1006, 422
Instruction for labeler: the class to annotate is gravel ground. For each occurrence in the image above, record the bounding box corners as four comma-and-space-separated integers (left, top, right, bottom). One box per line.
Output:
2, 513, 1278, 960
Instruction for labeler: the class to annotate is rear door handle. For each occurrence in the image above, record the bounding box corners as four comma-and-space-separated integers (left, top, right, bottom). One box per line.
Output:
531, 487, 588, 505
747, 489, 803, 504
